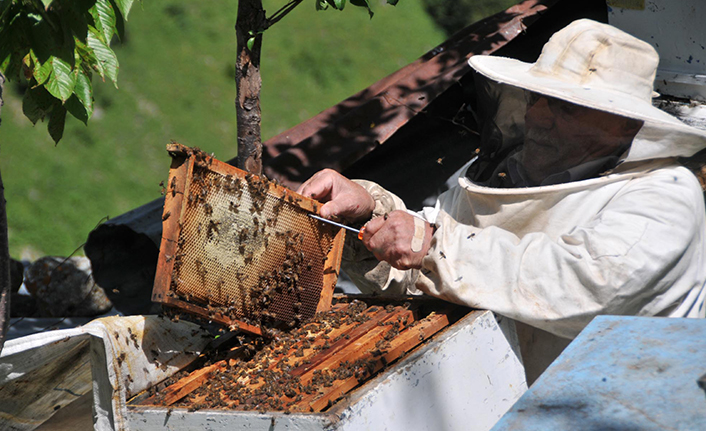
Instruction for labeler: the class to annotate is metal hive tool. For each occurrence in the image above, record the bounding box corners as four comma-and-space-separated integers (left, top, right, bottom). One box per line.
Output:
152, 143, 346, 336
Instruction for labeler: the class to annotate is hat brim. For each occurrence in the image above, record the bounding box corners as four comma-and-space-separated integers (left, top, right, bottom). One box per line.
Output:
469, 55, 706, 145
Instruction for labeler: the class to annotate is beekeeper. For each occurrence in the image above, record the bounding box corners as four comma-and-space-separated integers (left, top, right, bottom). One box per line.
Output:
298, 19, 706, 376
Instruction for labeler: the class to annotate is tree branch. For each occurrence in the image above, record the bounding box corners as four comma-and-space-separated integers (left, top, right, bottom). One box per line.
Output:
265, 0, 304, 29
0, 71, 10, 354
235, 0, 267, 174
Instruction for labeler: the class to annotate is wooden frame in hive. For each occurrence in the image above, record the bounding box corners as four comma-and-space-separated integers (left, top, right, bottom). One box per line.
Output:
132, 298, 460, 413
152, 143, 345, 336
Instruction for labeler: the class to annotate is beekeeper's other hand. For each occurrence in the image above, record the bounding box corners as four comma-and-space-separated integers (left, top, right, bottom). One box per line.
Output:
297, 169, 375, 223
360, 210, 434, 270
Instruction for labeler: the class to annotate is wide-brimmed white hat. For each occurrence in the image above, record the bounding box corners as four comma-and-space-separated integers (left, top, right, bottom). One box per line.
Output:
469, 19, 706, 162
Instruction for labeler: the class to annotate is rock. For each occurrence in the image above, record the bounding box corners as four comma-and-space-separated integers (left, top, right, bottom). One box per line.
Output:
24, 256, 113, 317
10, 293, 37, 317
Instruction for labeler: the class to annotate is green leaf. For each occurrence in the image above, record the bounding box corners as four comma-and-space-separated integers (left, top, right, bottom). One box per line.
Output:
246, 36, 255, 51
0, 1, 13, 17
315, 0, 329, 11
327, 0, 345, 10
48, 104, 67, 144
350, 0, 373, 17
0, 11, 29, 79
65, 94, 88, 124
22, 94, 43, 125
23, 83, 67, 143
23, 9, 74, 68
74, 36, 100, 76
110, 0, 126, 41
73, 70, 93, 114
112, 0, 134, 20
44, 56, 76, 102
65, 71, 93, 124
90, 0, 116, 44
22, 84, 57, 125
0, 50, 23, 81
0, 27, 18, 77
87, 28, 118, 86
26, 11, 56, 63
39, 0, 54, 9
30, 50, 52, 85
58, 1, 89, 43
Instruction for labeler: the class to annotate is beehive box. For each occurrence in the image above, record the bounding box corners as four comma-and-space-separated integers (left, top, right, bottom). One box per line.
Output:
126, 299, 527, 431
132, 298, 462, 413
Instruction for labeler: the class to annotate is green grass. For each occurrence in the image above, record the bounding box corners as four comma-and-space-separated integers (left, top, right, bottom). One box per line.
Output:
0, 0, 445, 258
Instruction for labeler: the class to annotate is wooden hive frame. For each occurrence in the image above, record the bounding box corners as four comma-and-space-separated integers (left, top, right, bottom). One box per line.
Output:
133, 299, 460, 413
152, 143, 346, 336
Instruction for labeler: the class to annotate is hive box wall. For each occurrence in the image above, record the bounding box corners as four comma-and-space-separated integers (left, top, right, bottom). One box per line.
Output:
126, 310, 527, 431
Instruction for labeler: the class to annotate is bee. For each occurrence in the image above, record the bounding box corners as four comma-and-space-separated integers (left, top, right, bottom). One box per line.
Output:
207, 220, 220, 239
240, 228, 251, 242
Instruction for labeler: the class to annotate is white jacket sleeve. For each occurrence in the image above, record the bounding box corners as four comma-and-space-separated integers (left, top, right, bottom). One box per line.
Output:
340, 180, 419, 296
417, 167, 706, 338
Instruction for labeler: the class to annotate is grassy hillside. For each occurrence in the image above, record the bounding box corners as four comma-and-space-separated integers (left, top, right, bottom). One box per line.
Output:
0, 0, 446, 258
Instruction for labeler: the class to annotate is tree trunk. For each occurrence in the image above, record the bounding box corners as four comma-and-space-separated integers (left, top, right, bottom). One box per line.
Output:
0, 71, 10, 353
235, 0, 266, 174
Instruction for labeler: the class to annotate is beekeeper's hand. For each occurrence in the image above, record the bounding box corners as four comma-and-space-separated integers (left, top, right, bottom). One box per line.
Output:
360, 210, 434, 270
297, 169, 375, 223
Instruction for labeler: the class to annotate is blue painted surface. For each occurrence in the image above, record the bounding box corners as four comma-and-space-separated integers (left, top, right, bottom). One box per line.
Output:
493, 316, 706, 431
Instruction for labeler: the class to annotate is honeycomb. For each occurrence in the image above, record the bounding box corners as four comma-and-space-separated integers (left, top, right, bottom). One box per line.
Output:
152, 145, 344, 335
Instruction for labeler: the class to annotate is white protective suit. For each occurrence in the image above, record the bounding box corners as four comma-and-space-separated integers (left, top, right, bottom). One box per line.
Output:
343, 133, 706, 341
